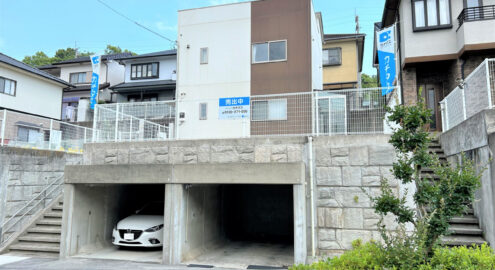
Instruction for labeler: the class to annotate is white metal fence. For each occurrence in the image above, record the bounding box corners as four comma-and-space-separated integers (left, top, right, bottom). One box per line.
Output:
93, 105, 172, 142
93, 87, 396, 141
0, 109, 93, 153
441, 58, 495, 131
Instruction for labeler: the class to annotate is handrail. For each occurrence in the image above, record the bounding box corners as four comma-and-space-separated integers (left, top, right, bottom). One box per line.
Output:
0, 175, 64, 244
458, 5, 495, 28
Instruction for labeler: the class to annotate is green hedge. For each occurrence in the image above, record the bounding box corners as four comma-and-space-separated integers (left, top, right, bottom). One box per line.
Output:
291, 241, 495, 270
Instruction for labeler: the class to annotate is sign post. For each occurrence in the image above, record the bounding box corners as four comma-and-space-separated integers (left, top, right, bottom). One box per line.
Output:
377, 25, 396, 96
90, 55, 101, 110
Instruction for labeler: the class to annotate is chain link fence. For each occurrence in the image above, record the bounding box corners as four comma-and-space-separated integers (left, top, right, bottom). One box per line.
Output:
0, 110, 93, 153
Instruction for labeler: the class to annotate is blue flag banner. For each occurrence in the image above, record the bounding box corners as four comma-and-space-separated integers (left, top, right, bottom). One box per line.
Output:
90, 55, 101, 109
377, 26, 396, 96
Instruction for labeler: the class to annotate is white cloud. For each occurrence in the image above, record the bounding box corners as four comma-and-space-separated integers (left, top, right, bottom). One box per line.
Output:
155, 22, 177, 32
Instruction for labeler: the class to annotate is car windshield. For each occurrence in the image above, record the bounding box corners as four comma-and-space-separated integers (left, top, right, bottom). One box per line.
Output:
137, 202, 164, 215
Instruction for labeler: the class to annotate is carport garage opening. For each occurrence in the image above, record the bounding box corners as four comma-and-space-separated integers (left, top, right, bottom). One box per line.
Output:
182, 184, 294, 268
70, 184, 165, 263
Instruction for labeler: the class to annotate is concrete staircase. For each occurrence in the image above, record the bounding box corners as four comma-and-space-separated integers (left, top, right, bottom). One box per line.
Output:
421, 139, 486, 247
7, 200, 63, 257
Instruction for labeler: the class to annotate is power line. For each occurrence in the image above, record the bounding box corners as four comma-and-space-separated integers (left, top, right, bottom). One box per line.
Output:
96, 0, 175, 44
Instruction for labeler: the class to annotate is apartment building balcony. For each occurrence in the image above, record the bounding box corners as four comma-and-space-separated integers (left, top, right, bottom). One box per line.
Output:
456, 5, 495, 53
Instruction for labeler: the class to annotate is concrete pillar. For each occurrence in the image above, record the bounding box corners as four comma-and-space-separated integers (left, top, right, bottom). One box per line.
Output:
293, 184, 307, 264
60, 184, 75, 259
163, 184, 184, 265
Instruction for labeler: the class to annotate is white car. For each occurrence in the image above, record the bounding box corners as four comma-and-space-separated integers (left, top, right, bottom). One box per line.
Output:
112, 202, 164, 247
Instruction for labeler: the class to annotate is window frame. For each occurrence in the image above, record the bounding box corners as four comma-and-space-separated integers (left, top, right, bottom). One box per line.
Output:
0, 76, 17, 96
251, 98, 288, 121
252, 40, 288, 64
411, 0, 453, 32
200, 48, 209, 65
130, 62, 160, 80
323, 47, 342, 66
69, 72, 88, 84
199, 103, 208, 120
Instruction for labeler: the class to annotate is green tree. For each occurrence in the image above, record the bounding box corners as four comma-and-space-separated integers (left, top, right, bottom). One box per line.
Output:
361, 73, 378, 88
371, 96, 483, 261
104, 44, 135, 55
22, 51, 52, 67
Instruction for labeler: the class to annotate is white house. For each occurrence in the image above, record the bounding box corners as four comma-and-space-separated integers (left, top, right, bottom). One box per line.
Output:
40, 53, 131, 122
0, 53, 71, 119
110, 50, 177, 102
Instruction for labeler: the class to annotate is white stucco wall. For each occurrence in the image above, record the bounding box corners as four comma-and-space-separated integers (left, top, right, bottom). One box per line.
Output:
177, 2, 251, 140
58, 60, 125, 86
399, 0, 463, 62
310, 2, 323, 92
123, 56, 177, 83
0, 64, 64, 119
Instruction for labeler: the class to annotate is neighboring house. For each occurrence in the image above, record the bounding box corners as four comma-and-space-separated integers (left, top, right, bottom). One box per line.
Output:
374, 0, 495, 131
177, 0, 323, 139
322, 33, 365, 90
40, 53, 131, 122
0, 53, 71, 144
110, 50, 177, 102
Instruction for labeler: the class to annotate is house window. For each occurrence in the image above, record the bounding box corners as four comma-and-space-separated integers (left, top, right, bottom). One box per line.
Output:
69, 72, 87, 84
199, 103, 207, 120
17, 126, 41, 143
200, 48, 208, 64
0, 77, 16, 96
252, 99, 287, 121
412, 0, 451, 31
252, 40, 287, 64
127, 94, 158, 102
323, 48, 342, 66
131, 63, 159, 80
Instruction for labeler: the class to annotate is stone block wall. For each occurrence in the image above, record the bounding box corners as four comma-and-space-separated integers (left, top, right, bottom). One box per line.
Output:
82, 135, 400, 257
312, 136, 399, 257
0, 147, 82, 239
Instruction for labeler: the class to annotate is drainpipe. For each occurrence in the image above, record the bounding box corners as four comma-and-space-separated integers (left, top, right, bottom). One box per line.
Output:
308, 136, 316, 258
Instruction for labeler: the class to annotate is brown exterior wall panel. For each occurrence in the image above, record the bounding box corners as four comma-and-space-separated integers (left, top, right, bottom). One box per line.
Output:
251, 0, 311, 95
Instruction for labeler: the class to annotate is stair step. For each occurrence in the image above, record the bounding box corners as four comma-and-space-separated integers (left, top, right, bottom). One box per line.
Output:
44, 212, 63, 218
27, 226, 61, 234
449, 225, 483, 235
52, 205, 63, 211
9, 242, 60, 253
441, 235, 486, 246
37, 219, 62, 226
18, 234, 60, 243
6, 250, 58, 258
450, 216, 479, 224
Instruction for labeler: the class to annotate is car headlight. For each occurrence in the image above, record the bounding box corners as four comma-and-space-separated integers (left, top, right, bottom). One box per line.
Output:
144, 224, 164, 232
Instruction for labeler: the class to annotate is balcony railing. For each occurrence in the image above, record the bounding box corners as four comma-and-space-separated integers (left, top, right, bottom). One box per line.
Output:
458, 5, 495, 28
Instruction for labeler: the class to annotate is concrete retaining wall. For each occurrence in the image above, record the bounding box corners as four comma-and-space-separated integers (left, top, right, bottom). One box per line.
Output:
75, 135, 398, 261
440, 109, 495, 246
0, 147, 82, 240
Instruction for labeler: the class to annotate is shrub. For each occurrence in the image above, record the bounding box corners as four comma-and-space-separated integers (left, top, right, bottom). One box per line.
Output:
291, 242, 495, 270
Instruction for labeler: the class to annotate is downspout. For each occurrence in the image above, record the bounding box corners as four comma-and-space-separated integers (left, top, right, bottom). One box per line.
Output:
397, 12, 405, 105
308, 136, 315, 258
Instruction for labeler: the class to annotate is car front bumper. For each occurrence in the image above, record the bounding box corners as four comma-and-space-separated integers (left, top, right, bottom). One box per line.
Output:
112, 228, 163, 247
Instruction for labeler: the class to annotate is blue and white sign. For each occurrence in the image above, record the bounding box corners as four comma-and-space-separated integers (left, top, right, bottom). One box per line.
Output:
218, 97, 250, 120
377, 25, 396, 96
90, 55, 101, 109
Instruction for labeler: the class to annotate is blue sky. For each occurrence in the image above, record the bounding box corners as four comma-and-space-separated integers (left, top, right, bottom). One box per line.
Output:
0, 0, 384, 75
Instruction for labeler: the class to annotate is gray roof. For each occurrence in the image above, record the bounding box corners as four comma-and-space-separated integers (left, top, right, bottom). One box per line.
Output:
52, 53, 133, 65
115, 50, 177, 61
110, 80, 176, 92
324, 33, 366, 42
0, 53, 72, 86
64, 83, 111, 92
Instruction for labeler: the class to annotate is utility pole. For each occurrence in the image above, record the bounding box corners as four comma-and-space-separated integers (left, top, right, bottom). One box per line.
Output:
355, 10, 360, 34
75, 41, 78, 58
